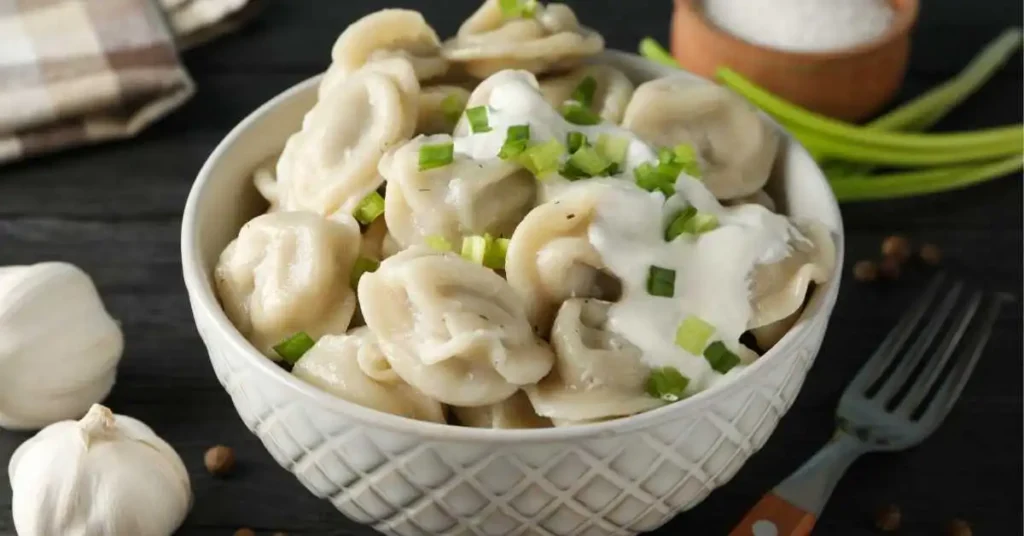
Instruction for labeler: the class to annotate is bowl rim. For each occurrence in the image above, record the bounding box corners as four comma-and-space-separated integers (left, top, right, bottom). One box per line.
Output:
675, 0, 920, 61
182, 51, 846, 444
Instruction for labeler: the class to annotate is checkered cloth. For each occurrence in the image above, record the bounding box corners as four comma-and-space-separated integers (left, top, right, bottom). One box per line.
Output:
0, 0, 258, 164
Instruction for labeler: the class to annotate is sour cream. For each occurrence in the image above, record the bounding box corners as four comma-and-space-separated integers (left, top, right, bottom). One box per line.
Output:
450, 70, 803, 392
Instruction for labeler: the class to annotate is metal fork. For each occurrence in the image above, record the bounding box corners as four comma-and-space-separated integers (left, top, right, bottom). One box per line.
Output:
729, 273, 1011, 536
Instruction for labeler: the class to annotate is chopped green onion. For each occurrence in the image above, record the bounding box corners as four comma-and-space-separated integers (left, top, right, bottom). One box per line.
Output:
484, 237, 510, 270
350, 256, 380, 289
426, 234, 452, 252
499, 0, 536, 18
672, 143, 702, 178
566, 131, 588, 153
273, 332, 315, 364
519, 139, 566, 177
646, 265, 676, 297
353, 192, 385, 225
560, 101, 601, 125
634, 162, 675, 195
498, 125, 531, 160
675, 315, 715, 355
440, 93, 465, 125
570, 75, 598, 107
560, 160, 589, 180
419, 142, 454, 171
682, 212, 719, 234
461, 235, 488, 263
703, 341, 741, 374
645, 367, 690, 402
567, 146, 612, 177
466, 106, 491, 133
665, 206, 698, 241
658, 147, 676, 166
595, 134, 629, 167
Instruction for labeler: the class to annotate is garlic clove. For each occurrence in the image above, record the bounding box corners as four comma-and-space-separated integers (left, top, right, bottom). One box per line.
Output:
0, 262, 124, 430
9, 404, 192, 536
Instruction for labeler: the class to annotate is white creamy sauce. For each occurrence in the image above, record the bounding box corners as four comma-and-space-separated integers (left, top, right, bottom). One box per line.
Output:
448, 71, 801, 392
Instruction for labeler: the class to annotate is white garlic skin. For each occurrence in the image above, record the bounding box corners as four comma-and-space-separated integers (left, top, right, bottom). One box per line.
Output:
8, 404, 192, 536
0, 262, 124, 430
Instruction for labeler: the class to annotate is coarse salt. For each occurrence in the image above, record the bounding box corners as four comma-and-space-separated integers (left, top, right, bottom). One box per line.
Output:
702, 0, 896, 53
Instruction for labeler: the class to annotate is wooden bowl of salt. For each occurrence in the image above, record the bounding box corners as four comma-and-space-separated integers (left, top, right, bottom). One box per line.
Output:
671, 0, 919, 122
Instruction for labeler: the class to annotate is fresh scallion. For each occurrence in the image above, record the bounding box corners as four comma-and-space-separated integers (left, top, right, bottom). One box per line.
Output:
426, 234, 452, 252
273, 332, 315, 363
560, 160, 589, 180
519, 139, 566, 177
349, 256, 380, 289
634, 162, 675, 195
681, 212, 719, 234
567, 146, 612, 176
595, 134, 629, 168
499, 0, 537, 18
675, 315, 715, 355
498, 125, 531, 160
484, 237, 510, 270
461, 235, 488, 264
466, 106, 491, 133
703, 341, 741, 374
665, 206, 697, 241
646, 265, 676, 297
672, 143, 702, 178
353, 192, 385, 225
570, 75, 598, 108
440, 93, 466, 125
419, 142, 454, 171
566, 131, 588, 153
560, 101, 601, 125
645, 366, 690, 402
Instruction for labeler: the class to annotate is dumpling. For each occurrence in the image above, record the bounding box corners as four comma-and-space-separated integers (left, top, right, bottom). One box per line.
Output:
525, 299, 665, 425
277, 58, 418, 218
252, 154, 281, 212
539, 64, 634, 124
320, 9, 448, 95
381, 134, 536, 249
214, 212, 361, 359
452, 69, 541, 137
748, 219, 836, 349
357, 247, 555, 407
292, 328, 446, 423
622, 79, 780, 200
725, 189, 777, 212
504, 180, 622, 335
416, 85, 470, 134
442, 0, 604, 78
451, 391, 551, 429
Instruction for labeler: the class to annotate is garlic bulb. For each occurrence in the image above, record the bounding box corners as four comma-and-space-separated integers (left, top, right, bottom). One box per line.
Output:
0, 262, 124, 430
9, 404, 192, 536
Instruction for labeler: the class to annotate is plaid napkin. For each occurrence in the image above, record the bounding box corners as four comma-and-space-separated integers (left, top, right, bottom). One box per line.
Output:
0, 0, 258, 165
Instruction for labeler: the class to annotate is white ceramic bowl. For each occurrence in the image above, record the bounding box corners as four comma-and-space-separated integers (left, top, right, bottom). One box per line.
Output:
182, 52, 845, 536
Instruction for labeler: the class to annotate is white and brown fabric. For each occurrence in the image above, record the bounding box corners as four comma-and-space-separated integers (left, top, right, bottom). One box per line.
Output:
0, 0, 259, 164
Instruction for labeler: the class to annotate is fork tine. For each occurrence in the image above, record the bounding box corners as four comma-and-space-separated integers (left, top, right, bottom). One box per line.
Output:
847, 273, 945, 393
913, 292, 1007, 429
895, 290, 982, 416
873, 281, 964, 402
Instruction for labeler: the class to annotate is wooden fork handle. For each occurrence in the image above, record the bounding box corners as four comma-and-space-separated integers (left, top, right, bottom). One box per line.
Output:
729, 493, 816, 536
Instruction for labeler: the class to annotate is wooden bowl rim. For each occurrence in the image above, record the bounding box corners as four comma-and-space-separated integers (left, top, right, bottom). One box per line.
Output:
675, 0, 920, 61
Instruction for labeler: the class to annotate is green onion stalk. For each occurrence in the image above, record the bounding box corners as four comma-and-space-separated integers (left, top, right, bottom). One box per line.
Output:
637, 33, 1024, 202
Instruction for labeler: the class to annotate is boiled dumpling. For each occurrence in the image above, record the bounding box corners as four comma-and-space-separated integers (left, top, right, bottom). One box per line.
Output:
748, 219, 836, 348
292, 328, 446, 423
277, 58, 418, 218
320, 9, 448, 97
357, 247, 555, 407
539, 64, 634, 124
252, 154, 281, 212
622, 79, 780, 200
416, 85, 470, 134
725, 189, 776, 212
442, 0, 604, 78
452, 69, 541, 138
452, 391, 551, 429
381, 133, 536, 249
214, 212, 361, 359
525, 299, 665, 425
504, 180, 621, 335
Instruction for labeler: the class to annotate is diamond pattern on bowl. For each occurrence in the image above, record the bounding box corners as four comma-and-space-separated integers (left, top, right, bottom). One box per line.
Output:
196, 301, 827, 536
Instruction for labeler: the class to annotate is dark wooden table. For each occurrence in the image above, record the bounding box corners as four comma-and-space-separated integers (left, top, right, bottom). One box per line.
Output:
1, 1, 1021, 534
